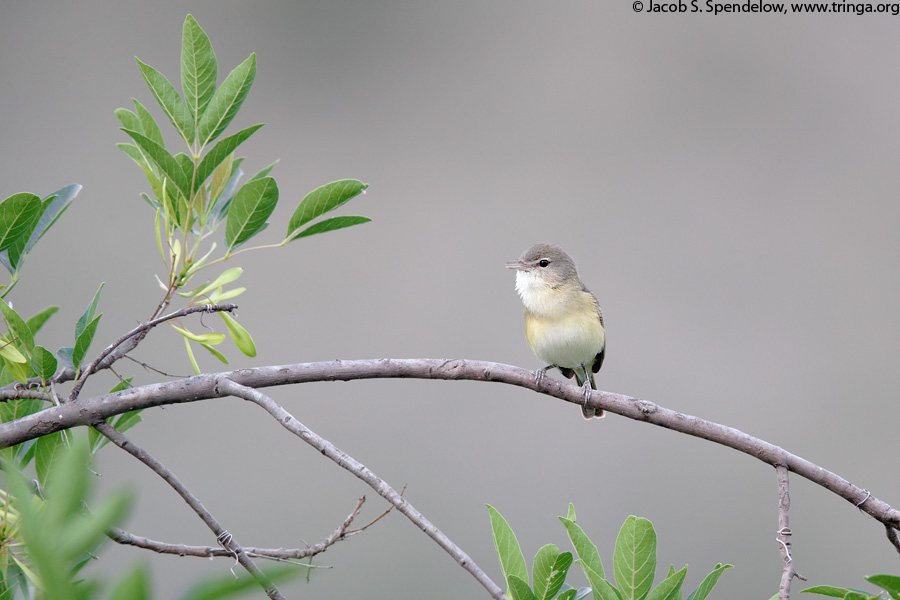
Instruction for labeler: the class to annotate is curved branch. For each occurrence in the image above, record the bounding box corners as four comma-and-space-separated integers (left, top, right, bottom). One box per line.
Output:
93, 421, 285, 600
216, 377, 508, 600
1, 359, 896, 540
107, 494, 366, 560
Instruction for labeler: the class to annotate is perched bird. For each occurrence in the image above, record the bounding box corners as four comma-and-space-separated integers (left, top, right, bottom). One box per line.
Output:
506, 243, 606, 418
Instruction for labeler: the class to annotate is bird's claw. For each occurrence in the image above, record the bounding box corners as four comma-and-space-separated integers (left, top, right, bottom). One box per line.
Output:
534, 366, 549, 385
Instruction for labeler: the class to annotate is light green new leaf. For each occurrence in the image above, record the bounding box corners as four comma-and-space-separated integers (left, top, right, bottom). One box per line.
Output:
25, 184, 80, 256
287, 179, 368, 236
487, 505, 528, 595
136, 57, 194, 146
194, 124, 263, 190
685, 563, 732, 600
197, 53, 257, 148
867, 575, 900, 600
200, 342, 229, 364
560, 516, 604, 580
288, 215, 371, 242
133, 98, 165, 148
72, 315, 101, 370
225, 177, 278, 252
509, 575, 537, 600
614, 516, 657, 600
0, 342, 27, 364
30, 345, 57, 382
0, 193, 43, 273
184, 336, 201, 375
188, 267, 243, 300
75, 282, 104, 339
799, 586, 854, 598
181, 14, 217, 121
578, 561, 620, 600
26, 305, 58, 336
171, 324, 226, 345
566, 503, 576, 522
645, 566, 686, 600
219, 312, 256, 357
208, 286, 245, 303
1, 301, 34, 352
248, 159, 278, 182
121, 129, 190, 197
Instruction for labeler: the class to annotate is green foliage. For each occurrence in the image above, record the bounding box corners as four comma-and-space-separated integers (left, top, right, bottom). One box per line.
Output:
116, 14, 370, 369
489, 504, 731, 600
801, 573, 900, 599
57, 283, 105, 373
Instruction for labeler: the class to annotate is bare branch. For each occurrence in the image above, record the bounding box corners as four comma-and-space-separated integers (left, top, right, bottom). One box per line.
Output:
216, 377, 508, 600
0, 389, 52, 403
92, 421, 285, 600
67, 304, 238, 401
1, 359, 897, 548
776, 465, 806, 600
107, 495, 367, 561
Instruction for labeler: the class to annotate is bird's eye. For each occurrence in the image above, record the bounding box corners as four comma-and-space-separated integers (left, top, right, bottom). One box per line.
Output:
538, 259, 550, 267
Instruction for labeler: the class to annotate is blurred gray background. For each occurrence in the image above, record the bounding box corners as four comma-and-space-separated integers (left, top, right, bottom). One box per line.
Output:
3, 1, 900, 598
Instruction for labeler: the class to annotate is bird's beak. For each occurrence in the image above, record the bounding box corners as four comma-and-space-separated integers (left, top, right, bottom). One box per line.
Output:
505, 260, 529, 271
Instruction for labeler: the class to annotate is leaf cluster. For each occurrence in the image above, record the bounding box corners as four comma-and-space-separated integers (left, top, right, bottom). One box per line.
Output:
801, 574, 900, 600
488, 504, 731, 600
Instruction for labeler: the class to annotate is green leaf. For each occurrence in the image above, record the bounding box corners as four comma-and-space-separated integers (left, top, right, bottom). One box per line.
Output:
171, 324, 226, 346
197, 53, 257, 148
867, 575, 900, 600
208, 153, 234, 207
645, 566, 687, 600
72, 315, 101, 370
108, 563, 151, 600
248, 159, 278, 182
509, 575, 538, 600
30, 345, 57, 382
560, 515, 604, 580
183, 266, 242, 299
287, 179, 368, 236
200, 342, 229, 364
184, 336, 201, 375
1, 301, 34, 352
557, 590, 578, 600
614, 516, 657, 600
800, 586, 853, 598
685, 564, 732, 600
133, 98, 165, 148
56, 346, 74, 370
287, 215, 371, 242
34, 430, 66, 489
75, 283, 104, 340
181, 14, 217, 122
533, 544, 560, 600
566, 503, 576, 522
1, 353, 29, 384
487, 505, 528, 597
26, 305, 58, 336
25, 184, 80, 256
225, 176, 278, 252
545, 552, 573, 600
194, 124, 263, 191
578, 561, 620, 600
121, 128, 190, 197
219, 312, 256, 357
115, 107, 142, 132
135, 57, 194, 146
0, 342, 27, 364
0, 193, 43, 273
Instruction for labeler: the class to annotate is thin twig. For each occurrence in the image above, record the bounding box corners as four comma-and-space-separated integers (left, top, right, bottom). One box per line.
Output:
3, 359, 898, 552
107, 495, 367, 561
215, 377, 508, 600
93, 421, 285, 600
346, 484, 406, 535
776, 465, 806, 600
68, 304, 238, 401
0, 389, 52, 403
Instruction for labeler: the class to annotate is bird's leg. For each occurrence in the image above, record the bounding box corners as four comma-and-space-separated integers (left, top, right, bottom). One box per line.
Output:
534, 365, 552, 385
580, 363, 593, 404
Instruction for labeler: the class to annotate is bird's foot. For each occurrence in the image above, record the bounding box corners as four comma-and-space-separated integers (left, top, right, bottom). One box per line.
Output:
534, 366, 550, 385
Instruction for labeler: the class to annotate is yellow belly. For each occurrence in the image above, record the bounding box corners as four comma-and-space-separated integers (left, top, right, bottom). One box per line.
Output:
524, 305, 605, 369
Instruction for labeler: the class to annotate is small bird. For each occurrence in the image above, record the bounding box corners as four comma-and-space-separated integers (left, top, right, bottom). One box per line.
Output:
506, 243, 606, 418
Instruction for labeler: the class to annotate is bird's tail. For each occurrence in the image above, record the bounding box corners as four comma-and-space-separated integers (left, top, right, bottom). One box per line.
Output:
576, 369, 604, 419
